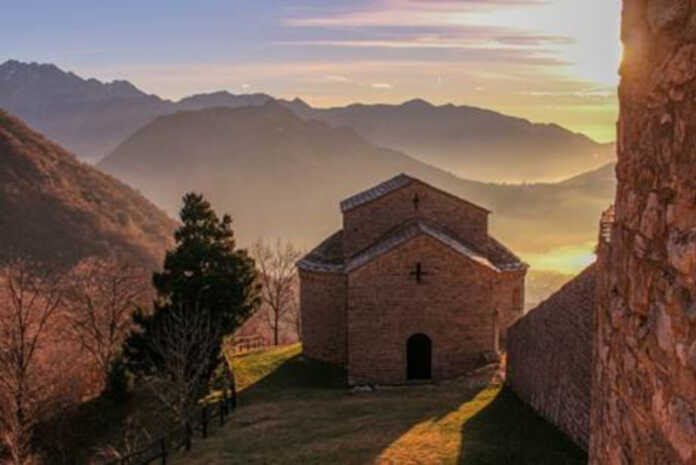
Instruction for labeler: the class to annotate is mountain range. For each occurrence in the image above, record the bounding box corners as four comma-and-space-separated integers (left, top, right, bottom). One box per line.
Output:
0, 109, 176, 268
0, 60, 614, 182
99, 103, 615, 260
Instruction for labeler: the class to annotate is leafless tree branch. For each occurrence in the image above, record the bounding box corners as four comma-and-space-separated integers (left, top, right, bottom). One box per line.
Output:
251, 239, 302, 346
63, 257, 150, 389
0, 258, 65, 465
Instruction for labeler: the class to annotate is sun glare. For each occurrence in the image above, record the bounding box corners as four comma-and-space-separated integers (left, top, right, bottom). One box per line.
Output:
465, 0, 622, 88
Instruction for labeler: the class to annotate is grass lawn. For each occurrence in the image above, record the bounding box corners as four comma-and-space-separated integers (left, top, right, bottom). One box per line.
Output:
174, 343, 587, 465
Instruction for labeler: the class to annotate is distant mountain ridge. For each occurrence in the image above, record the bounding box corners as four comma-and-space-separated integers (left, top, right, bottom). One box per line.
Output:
0, 60, 614, 181
99, 103, 615, 260
0, 109, 176, 267
281, 97, 615, 182
0, 60, 277, 163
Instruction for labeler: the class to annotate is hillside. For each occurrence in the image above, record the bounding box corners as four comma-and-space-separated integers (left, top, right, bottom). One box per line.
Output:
1, 60, 613, 182
0, 110, 176, 267
99, 103, 615, 266
283, 98, 615, 182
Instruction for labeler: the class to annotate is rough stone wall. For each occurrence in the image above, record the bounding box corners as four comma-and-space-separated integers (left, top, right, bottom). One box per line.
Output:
346, 234, 497, 385
298, 270, 347, 366
342, 181, 489, 258
589, 2, 696, 463
507, 265, 595, 450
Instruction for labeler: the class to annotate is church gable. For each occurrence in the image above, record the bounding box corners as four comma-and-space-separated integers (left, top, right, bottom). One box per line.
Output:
341, 174, 490, 258
346, 221, 500, 274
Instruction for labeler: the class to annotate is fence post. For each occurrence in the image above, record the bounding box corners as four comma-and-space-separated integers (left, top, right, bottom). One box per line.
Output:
160, 437, 167, 465
222, 389, 229, 416
185, 421, 192, 451
201, 405, 208, 439
219, 401, 225, 426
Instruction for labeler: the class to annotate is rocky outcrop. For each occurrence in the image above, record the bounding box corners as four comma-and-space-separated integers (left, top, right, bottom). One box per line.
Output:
589, 2, 696, 463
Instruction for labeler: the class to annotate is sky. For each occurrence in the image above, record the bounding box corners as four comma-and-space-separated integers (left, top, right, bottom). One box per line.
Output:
1, 0, 621, 142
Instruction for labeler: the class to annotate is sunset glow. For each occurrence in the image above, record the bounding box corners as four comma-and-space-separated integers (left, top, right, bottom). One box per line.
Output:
1, 0, 621, 141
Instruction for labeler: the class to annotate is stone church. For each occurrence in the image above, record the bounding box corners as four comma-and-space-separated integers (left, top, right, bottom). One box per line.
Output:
297, 174, 527, 385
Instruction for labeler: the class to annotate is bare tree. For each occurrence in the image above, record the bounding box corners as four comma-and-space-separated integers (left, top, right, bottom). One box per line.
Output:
142, 301, 222, 425
251, 239, 303, 346
64, 257, 150, 389
0, 259, 64, 465
285, 304, 301, 343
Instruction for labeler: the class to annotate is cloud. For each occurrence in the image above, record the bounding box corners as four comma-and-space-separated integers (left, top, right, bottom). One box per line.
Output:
324, 74, 352, 83
371, 82, 393, 89
285, 0, 545, 28
521, 87, 616, 103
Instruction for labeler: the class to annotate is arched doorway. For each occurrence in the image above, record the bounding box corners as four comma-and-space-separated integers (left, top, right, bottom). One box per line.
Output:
407, 333, 432, 380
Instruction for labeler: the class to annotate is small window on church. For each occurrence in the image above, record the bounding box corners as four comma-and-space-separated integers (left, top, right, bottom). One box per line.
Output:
412, 192, 421, 210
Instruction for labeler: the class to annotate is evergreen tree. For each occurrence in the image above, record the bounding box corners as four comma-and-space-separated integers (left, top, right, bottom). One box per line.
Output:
123, 193, 260, 379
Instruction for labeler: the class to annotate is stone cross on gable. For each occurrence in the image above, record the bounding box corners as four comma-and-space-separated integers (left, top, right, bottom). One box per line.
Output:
410, 262, 430, 284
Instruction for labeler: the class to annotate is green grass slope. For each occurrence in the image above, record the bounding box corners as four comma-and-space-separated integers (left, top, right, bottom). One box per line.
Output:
174, 344, 587, 465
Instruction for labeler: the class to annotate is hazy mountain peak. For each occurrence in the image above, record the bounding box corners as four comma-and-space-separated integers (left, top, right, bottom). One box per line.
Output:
402, 98, 433, 108
0, 59, 148, 100
98, 105, 616, 266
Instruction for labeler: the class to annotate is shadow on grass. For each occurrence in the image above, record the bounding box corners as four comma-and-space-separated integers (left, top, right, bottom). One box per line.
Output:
235, 353, 346, 402
456, 388, 588, 465
173, 348, 588, 465
222, 351, 487, 465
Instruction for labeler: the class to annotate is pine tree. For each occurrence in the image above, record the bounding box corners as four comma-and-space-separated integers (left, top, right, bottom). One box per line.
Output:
123, 193, 260, 380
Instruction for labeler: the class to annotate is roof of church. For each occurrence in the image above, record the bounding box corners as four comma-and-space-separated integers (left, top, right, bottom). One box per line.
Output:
296, 230, 345, 273
339, 174, 490, 213
297, 221, 527, 274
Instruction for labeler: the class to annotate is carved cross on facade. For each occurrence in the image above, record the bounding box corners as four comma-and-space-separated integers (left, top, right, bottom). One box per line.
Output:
412, 193, 420, 210
410, 262, 430, 284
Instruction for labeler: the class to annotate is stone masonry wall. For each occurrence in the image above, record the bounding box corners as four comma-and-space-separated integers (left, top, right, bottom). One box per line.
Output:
507, 265, 595, 450
347, 234, 497, 385
298, 270, 347, 366
343, 181, 489, 258
493, 269, 526, 347
589, 2, 696, 463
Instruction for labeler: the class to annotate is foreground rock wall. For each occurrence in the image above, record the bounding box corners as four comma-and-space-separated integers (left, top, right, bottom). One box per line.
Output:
507, 265, 595, 450
589, 1, 696, 463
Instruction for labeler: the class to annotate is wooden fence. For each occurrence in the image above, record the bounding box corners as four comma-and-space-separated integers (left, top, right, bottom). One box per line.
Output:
227, 335, 265, 356
103, 390, 236, 465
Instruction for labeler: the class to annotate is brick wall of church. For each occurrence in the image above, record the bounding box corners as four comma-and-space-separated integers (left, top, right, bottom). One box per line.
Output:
506, 265, 595, 450
298, 270, 347, 366
493, 270, 526, 346
346, 234, 497, 385
343, 181, 489, 258
589, 2, 696, 462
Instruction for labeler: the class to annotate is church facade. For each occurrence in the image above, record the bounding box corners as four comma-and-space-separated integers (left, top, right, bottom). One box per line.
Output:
297, 174, 527, 385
